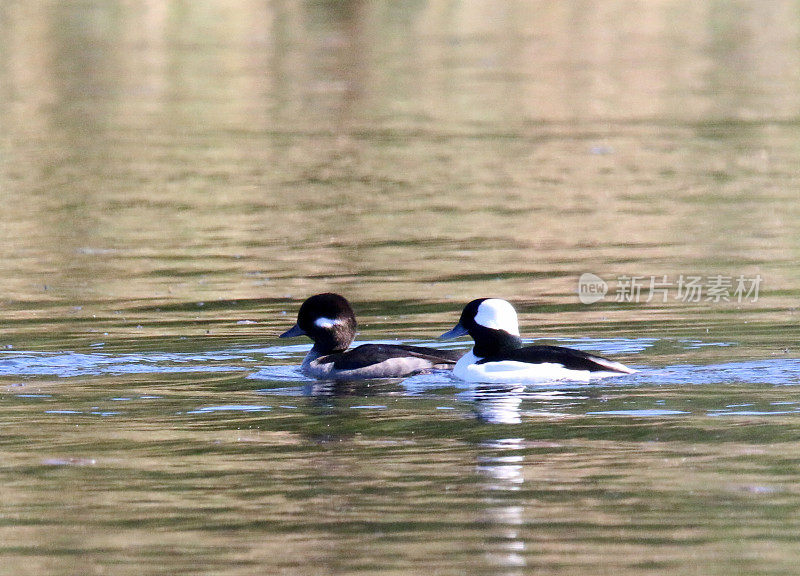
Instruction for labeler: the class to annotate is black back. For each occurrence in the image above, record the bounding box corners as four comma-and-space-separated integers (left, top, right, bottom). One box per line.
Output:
477, 344, 625, 373
318, 343, 464, 370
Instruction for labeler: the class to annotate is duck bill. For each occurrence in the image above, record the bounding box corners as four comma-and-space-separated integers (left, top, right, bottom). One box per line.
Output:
279, 324, 306, 338
439, 323, 468, 340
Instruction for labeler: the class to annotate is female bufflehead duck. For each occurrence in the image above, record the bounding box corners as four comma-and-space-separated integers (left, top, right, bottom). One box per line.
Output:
280, 293, 463, 380
440, 298, 635, 383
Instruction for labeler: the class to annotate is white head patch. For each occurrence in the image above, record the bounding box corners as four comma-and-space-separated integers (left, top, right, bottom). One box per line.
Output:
314, 317, 342, 329
474, 299, 520, 336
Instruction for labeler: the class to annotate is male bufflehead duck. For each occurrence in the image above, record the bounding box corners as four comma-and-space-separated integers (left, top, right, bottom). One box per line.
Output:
280, 293, 463, 380
440, 298, 635, 383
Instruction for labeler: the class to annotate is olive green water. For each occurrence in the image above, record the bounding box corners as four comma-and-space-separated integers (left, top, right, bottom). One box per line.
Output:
3, 1, 800, 574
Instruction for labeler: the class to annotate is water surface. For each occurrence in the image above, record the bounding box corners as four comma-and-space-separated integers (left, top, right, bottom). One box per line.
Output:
2, 1, 800, 574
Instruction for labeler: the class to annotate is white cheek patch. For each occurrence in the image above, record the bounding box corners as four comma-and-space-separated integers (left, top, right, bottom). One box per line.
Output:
314, 317, 343, 329
474, 299, 520, 336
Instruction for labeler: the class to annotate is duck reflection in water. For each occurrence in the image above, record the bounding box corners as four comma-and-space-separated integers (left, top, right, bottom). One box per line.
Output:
459, 385, 525, 424
301, 379, 403, 398
476, 438, 527, 571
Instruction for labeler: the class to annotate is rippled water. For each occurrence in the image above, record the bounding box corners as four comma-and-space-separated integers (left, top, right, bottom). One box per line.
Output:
3, 1, 800, 574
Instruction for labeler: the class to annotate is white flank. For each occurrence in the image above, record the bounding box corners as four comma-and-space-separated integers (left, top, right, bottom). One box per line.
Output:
302, 353, 433, 380
453, 350, 634, 384
474, 299, 520, 336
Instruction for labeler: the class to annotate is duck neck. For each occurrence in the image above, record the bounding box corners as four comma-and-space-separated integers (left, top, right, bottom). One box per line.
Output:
473, 331, 523, 358
302, 348, 325, 370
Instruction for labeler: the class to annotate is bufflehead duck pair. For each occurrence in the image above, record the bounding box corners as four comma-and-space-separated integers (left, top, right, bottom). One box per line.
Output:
280, 293, 463, 380
440, 298, 635, 383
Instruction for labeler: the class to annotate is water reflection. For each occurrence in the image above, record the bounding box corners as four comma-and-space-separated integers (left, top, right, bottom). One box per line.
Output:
477, 438, 527, 573
462, 386, 525, 424
301, 379, 400, 399
3, 0, 800, 322
6, 0, 799, 133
